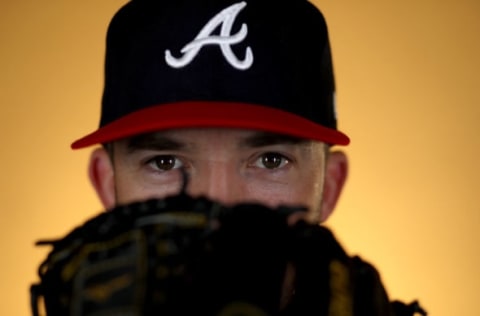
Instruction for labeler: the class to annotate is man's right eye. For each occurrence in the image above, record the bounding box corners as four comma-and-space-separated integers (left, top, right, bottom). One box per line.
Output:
147, 155, 183, 171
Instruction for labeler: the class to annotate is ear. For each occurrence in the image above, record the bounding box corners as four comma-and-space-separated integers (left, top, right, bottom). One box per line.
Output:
320, 150, 348, 222
88, 147, 116, 209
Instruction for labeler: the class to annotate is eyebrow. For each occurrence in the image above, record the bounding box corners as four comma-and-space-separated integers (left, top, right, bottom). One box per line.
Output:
125, 131, 309, 153
126, 133, 185, 153
240, 132, 308, 148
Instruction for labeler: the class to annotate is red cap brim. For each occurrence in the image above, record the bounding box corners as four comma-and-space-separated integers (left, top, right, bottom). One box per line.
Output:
71, 101, 349, 149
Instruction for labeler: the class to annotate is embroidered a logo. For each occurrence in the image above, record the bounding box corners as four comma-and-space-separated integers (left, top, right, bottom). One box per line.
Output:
165, 1, 253, 70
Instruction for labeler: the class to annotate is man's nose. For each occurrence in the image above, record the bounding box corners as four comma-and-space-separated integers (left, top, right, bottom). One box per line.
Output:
186, 162, 245, 205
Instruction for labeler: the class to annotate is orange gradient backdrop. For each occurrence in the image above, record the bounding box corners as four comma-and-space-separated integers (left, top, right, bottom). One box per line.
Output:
1, 0, 479, 315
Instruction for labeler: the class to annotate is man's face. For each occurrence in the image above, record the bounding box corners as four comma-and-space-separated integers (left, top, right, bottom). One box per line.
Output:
88, 127, 347, 308
107, 128, 330, 222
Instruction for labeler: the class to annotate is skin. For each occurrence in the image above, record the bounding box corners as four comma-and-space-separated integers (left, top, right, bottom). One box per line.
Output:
88, 127, 348, 309
88, 128, 348, 223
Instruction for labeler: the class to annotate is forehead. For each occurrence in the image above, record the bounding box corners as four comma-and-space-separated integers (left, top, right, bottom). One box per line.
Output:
116, 128, 325, 151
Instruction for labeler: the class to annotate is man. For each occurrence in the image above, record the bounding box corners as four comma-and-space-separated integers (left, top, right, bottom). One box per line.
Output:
71, 0, 350, 225
30, 1, 430, 314
70, 0, 352, 312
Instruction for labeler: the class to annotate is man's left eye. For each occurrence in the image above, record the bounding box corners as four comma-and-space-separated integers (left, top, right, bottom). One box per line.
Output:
255, 153, 289, 169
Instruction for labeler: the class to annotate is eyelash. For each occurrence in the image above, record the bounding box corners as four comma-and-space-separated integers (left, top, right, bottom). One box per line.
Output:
144, 152, 291, 173
252, 152, 291, 170
146, 155, 184, 172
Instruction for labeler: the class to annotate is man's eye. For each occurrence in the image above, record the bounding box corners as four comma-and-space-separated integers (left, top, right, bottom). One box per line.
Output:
147, 155, 183, 171
255, 153, 289, 169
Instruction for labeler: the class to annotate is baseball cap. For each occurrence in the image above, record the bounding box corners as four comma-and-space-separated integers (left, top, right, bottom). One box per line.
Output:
71, 0, 350, 149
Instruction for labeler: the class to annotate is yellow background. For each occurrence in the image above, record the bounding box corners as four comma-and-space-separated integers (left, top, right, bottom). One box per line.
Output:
1, 0, 479, 315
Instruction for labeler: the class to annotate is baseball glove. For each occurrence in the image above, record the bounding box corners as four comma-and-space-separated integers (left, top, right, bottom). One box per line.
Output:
30, 192, 426, 316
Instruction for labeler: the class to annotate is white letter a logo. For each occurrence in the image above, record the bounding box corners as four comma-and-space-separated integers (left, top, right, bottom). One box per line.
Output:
165, 1, 253, 70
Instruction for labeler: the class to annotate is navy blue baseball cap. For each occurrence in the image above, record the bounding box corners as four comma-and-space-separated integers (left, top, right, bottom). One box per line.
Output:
71, 0, 349, 149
